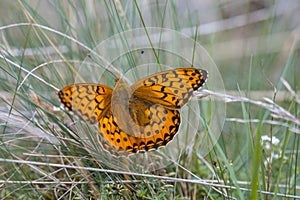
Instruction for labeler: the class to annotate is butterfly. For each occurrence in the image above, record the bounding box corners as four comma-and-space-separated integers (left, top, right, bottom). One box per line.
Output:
58, 68, 208, 156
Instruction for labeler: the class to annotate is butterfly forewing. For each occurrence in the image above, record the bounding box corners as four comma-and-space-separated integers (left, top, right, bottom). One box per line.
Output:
58, 83, 113, 124
131, 68, 208, 109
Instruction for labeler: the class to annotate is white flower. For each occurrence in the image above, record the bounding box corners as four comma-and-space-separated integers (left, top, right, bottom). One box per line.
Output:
261, 135, 280, 145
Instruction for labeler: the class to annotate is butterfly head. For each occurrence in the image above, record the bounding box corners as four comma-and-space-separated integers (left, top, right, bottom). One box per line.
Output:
113, 78, 131, 100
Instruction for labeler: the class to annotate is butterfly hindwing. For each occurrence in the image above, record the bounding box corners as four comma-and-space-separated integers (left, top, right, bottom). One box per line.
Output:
99, 107, 181, 154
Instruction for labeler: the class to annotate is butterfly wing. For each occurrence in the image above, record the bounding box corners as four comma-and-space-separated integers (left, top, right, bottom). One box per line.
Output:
99, 106, 180, 154
131, 68, 208, 109
58, 83, 113, 124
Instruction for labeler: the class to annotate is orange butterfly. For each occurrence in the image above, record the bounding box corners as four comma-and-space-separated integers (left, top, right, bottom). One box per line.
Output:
58, 68, 208, 155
